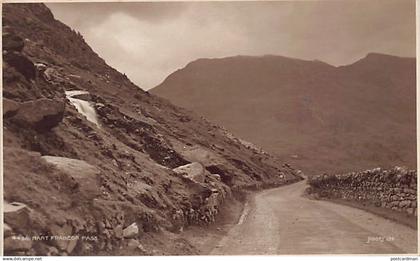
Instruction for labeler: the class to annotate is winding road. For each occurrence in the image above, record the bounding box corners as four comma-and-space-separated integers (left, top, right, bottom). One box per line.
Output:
211, 181, 417, 254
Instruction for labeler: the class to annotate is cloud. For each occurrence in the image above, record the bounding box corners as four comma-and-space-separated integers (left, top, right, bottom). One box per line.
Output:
47, 1, 415, 90
47, 2, 188, 27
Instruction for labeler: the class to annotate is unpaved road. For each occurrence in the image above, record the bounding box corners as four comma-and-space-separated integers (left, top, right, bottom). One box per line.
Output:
211, 181, 417, 254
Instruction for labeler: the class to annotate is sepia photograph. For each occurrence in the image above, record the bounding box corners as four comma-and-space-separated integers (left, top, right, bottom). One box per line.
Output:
1, 0, 418, 258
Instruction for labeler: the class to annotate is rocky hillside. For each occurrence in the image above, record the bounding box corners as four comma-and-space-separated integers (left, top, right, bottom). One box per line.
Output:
152, 54, 416, 175
2, 3, 302, 256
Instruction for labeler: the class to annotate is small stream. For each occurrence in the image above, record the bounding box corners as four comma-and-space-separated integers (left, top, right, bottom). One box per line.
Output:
65, 90, 100, 127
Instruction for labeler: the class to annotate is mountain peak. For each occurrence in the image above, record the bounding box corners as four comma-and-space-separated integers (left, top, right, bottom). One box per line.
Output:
362, 52, 413, 62
338, 52, 415, 70
182, 54, 336, 72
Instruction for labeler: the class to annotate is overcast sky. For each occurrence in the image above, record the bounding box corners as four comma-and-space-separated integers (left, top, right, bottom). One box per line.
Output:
47, 1, 416, 90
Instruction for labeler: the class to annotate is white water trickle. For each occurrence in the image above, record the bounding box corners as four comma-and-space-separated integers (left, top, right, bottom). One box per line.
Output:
65, 90, 100, 127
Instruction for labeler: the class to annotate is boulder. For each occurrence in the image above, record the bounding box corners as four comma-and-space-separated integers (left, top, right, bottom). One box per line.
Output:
43, 67, 66, 83
178, 145, 224, 166
4, 52, 36, 80
3, 98, 20, 118
126, 239, 141, 250
12, 98, 65, 131
173, 162, 206, 183
66, 238, 78, 254
123, 222, 139, 239
4, 223, 13, 237
47, 246, 59, 256
4, 201, 31, 229
137, 243, 147, 253
4, 236, 32, 253
41, 156, 100, 197
42, 156, 100, 179
114, 225, 123, 239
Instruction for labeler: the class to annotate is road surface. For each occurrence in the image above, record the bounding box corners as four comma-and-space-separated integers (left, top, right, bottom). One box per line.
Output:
211, 181, 417, 254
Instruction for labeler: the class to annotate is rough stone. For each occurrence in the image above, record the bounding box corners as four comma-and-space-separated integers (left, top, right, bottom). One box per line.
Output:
47, 246, 59, 256
173, 162, 206, 183
41, 156, 100, 197
4, 201, 31, 229
66, 238, 78, 254
114, 225, 123, 239
123, 222, 139, 239
3, 98, 20, 118
43, 67, 66, 84
4, 223, 13, 237
12, 98, 65, 131
4, 51, 36, 80
126, 239, 140, 250
4, 236, 32, 252
399, 200, 411, 208
137, 243, 147, 253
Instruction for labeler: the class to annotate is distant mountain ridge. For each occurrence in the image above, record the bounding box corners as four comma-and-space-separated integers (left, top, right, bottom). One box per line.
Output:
152, 53, 416, 175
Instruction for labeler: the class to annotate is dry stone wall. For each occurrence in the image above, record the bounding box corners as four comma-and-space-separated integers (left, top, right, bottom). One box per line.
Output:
307, 167, 417, 216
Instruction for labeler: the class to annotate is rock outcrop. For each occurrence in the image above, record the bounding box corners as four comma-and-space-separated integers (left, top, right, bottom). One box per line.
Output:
12, 98, 65, 131
307, 167, 417, 216
41, 156, 101, 198
173, 162, 207, 183
4, 52, 36, 80
3, 27, 36, 80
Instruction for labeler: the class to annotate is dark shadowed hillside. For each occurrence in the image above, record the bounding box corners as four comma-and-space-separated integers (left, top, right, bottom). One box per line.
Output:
2, 3, 301, 256
152, 54, 416, 175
